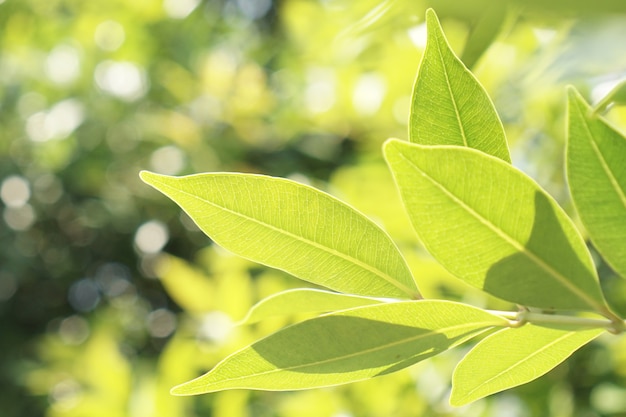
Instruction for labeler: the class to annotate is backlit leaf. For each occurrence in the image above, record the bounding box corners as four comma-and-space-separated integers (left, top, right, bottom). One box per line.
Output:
239, 289, 382, 325
451, 323, 604, 405
171, 300, 509, 394
383, 139, 608, 312
567, 88, 626, 279
140, 171, 419, 299
410, 9, 510, 162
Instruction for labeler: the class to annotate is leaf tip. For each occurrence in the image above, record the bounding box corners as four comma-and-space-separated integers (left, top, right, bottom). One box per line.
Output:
425, 8, 442, 35
170, 384, 186, 396
170, 381, 195, 396
449, 388, 471, 407
139, 170, 157, 184
382, 138, 403, 157
565, 85, 582, 102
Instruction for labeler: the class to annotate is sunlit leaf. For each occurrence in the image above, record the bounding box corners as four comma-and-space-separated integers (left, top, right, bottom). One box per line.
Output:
171, 300, 509, 394
140, 171, 419, 299
239, 288, 383, 325
383, 139, 608, 312
410, 9, 510, 162
567, 88, 626, 279
451, 323, 604, 405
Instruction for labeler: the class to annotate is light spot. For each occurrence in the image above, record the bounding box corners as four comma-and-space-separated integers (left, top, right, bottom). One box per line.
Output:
26, 99, 85, 142
94, 20, 126, 51
352, 73, 386, 116
408, 23, 427, 49
33, 174, 63, 205
150, 145, 186, 175
163, 0, 200, 19
58, 315, 90, 345
3, 204, 36, 231
45, 45, 81, 85
134, 220, 169, 254
393, 95, 411, 125
591, 383, 626, 414
95, 262, 132, 299
95, 60, 148, 101
305, 68, 336, 114
1, 175, 30, 208
146, 308, 177, 338
197, 311, 233, 344
532, 28, 557, 45
68, 279, 101, 312
49, 379, 81, 412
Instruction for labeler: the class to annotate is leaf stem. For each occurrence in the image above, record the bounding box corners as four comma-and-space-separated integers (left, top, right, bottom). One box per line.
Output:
486, 310, 623, 333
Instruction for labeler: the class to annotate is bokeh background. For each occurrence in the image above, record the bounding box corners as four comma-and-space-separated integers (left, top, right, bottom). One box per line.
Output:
3, 0, 626, 416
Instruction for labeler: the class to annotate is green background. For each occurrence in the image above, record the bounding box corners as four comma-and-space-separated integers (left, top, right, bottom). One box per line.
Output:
3, 0, 626, 416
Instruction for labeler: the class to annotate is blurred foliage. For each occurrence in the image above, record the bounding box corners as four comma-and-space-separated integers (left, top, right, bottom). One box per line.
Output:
2, 0, 626, 416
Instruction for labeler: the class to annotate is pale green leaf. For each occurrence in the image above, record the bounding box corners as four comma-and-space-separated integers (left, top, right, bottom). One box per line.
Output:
567, 88, 626, 279
410, 9, 510, 162
171, 300, 509, 394
451, 323, 604, 405
238, 289, 383, 325
140, 171, 419, 299
383, 139, 608, 312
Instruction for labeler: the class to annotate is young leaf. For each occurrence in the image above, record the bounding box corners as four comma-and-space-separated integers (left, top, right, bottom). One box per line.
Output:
140, 171, 419, 299
171, 300, 509, 394
451, 323, 604, 405
238, 289, 382, 325
567, 88, 626, 279
410, 9, 510, 163
383, 139, 608, 312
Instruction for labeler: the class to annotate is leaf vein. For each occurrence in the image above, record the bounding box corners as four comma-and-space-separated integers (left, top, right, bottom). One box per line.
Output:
396, 151, 602, 311
575, 104, 626, 211
434, 33, 468, 147
151, 177, 417, 297
204, 321, 496, 388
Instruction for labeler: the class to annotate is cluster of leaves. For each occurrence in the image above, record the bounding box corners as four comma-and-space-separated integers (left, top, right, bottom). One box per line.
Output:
142, 9, 626, 405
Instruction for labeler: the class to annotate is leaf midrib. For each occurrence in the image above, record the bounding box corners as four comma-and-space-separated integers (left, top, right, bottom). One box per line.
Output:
396, 150, 603, 311
200, 320, 498, 389
434, 30, 469, 147
461, 329, 595, 400
574, 102, 626, 212
150, 176, 417, 298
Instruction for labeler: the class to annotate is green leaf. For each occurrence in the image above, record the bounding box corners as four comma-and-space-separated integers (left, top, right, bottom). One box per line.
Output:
171, 300, 509, 394
140, 171, 419, 299
410, 9, 510, 162
383, 139, 608, 312
451, 323, 604, 405
238, 289, 383, 325
567, 88, 626, 279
